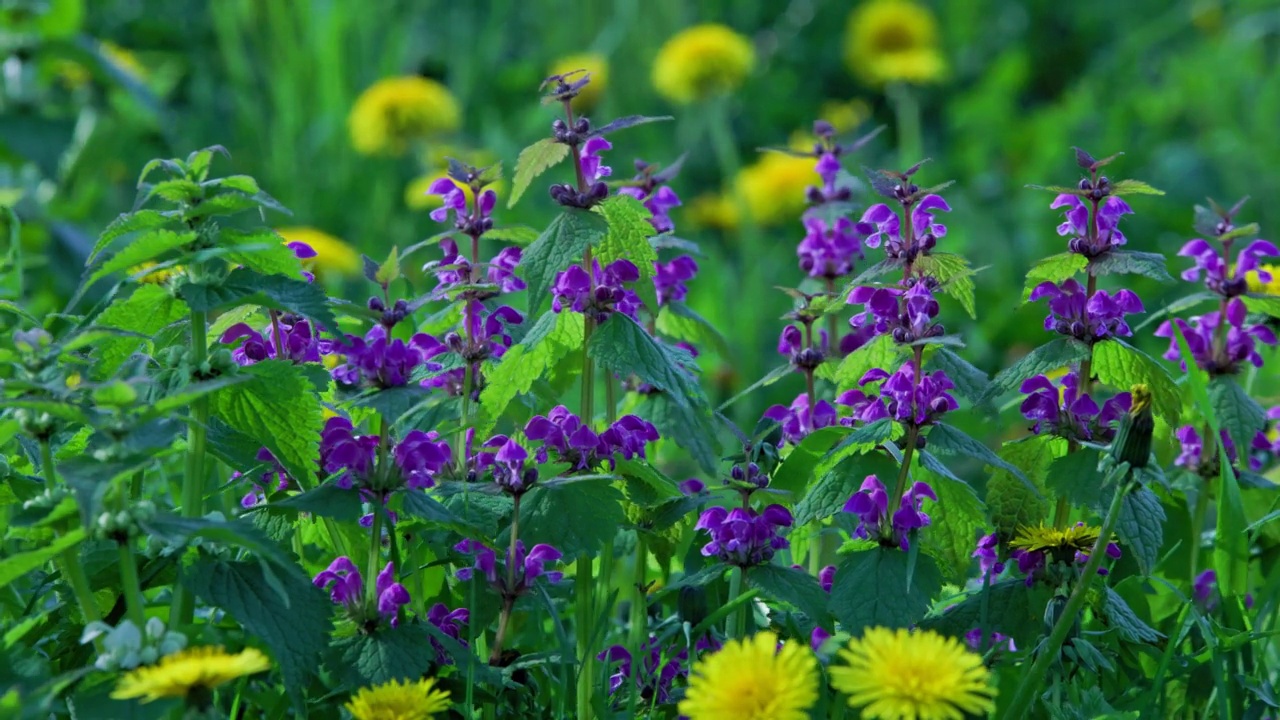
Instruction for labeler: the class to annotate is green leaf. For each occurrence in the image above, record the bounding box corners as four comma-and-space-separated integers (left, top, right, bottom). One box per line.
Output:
824, 333, 906, 387
88, 229, 197, 284
399, 490, 491, 543
916, 252, 977, 317
921, 470, 987, 584
522, 209, 608, 316
655, 302, 731, 356
484, 225, 541, 245
1115, 485, 1165, 576
211, 360, 322, 485
375, 246, 400, 287
89, 209, 173, 261
260, 484, 362, 523
589, 315, 704, 409
986, 436, 1058, 539
1087, 250, 1172, 282
179, 268, 337, 330
817, 420, 902, 475
795, 451, 899, 525
1243, 294, 1280, 319
437, 484, 514, 540
828, 548, 941, 632
928, 349, 989, 404
508, 138, 570, 208
1023, 252, 1088, 299
1109, 179, 1165, 196
144, 178, 203, 204
1099, 587, 1162, 643
769, 426, 850, 499
920, 579, 1052, 649
748, 564, 833, 627
1208, 377, 1265, 453
633, 392, 722, 474
1045, 448, 1104, 511
328, 623, 434, 688
478, 311, 583, 432
187, 558, 332, 694
1092, 339, 1180, 424
926, 423, 1031, 488
140, 514, 302, 577
983, 338, 1091, 402
519, 479, 625, 559
594, 194, 658, 310
0, 528, 86, 590
91, 285, 190, 378
220, 228, 303, 279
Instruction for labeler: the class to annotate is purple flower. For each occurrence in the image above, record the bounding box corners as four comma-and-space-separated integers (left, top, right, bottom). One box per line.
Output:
811, 626, 832, 652
375, 562, 411, 625
1029, 278, 1143, 343
524, 406, 658, 470
488, 247, 526, 293
653, 255, 698, 306
728, 462, 769, 490
425, 240, 525, 299
286, 241, 319, 282
964, 629, 1016, 654
330, 325, 447, 388
1155, 300, 1277, 375
620, 184, 682, 235
679, 478, 707, 495
798, 216, 863, 281
313, 558, 408, 626
762, 394, 838, 446
1178, 238, 1278, 298
857, 362, 958, 427
843, 475, 935, 550
475, 435, 539, 494
777, 324, 827, 372
847, 280, 943, 344
694, 504, 793, 567
1019, 373, 1131, 443
221, 316, 323, 366
855, 195, 950, 259
235, 447, 290, 508
1053, 194, 1133, 256
818, 565, 836, 592
597, 635, 718, 706
973, 533, 1004, 579
320, 417, 379, 488
393, 430, 452, 489
454, 539, 563, 597
426, 603, 470, 665
426, 177, 497, 238
552, 259, 642, 323
1173, 424, 1245, 474
313, 557, 363, 606
808, 152, 848, 206
580, 137, 613, 183
1193, 569, 1219, 612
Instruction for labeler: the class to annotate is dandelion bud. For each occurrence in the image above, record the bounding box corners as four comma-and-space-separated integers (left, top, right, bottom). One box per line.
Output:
1110, 384, 1153, 468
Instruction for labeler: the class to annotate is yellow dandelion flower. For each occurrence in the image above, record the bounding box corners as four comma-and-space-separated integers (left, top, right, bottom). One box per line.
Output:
686, 193, 740, 231
733, 152, 820, 227
1009, 522, 1103, 554
111, 646, 271, 703
275, 227, 361, 279
830, 627, 996, 720
678, 631, 819, 720
345, 677, 451, 720
349, 76, 460, 156
821, 98, 873, 134
844, 0, 946, 87
1247, 263, 1280, 296
548, 53, 609, 110
652, 24, 755, 104
130, 261, 183, 285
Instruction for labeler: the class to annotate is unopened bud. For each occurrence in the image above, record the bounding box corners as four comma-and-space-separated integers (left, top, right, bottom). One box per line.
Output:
1110, 384, 1153, 468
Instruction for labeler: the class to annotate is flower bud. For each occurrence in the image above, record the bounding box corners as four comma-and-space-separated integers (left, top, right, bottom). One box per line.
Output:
1110, 384, 1153, 468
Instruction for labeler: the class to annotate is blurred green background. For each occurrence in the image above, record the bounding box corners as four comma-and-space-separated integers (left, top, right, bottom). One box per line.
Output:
4, 0, 1280, 432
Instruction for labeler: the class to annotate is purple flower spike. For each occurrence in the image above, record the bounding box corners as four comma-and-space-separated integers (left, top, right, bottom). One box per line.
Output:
488, 246, 526, 293
580, 137, 613, 183
331, 325, 447, 389
1155, 302, 1277, 375
818, 565, 836, 593
393, 430, 452, 489
653, 255, 698, 306
763, 394, 838, 445
1030, 278, 1143, 343
1179, 238, 1279, 298
694, 504, 793, 567
1019, 372, 1131, 444
552, 259, 642, 324
319, 417, 379, 488
620, 183, 683, 234
847, 281, 943, 344
455, 539, 563, 597
965, 629, 1016, 654
856, 362, 957, 428
973, 533, 1004, 579
1193, 569, 1220, 611
375, 563, 410, 625
313, 557, 362, 607
842, 475, 934, 550
426, 603, 470, 665
220, 316, 323, 366
798, 215, 863, 281
427, 177, 468, 224
1053, 194, 1133, 256
855, 195, 950, 259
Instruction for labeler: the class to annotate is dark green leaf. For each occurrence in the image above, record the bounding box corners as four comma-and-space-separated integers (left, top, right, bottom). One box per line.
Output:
983, 338, 1091, 403
589, 315, 704, 408
921, 471, 987, 584
748, 564, 833, 627
1115, 486, 1165, 576
920, 579, 1052, 649
1087, 250, 1172, 282
829, 548, 941, 632
522, 209, 607, 315
1208, 377, 1265, 454
519, 479, 625, 558
1100, 586, 1162, 643
178, 268, 337, 331
211, 360, 322, 485
795, 451, 898, 525
927, 423, 1030, 487
1045, 448, 1104, 511
140, 514, 303, 580
400, 489, 491, 543
328, 622, 434, 688
985, 436, 1058, 539
633, 392, 721, 474
261, 484, 361, 522
769, 426, 850, 499
929, 349, 990, 404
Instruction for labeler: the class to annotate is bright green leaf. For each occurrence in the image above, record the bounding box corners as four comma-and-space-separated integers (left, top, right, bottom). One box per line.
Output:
1023, 253, 1088, 299
211, 360, 322, 485
521, 209, 608, 315
508, 138, 570, 208
1092, 339, 1180, 424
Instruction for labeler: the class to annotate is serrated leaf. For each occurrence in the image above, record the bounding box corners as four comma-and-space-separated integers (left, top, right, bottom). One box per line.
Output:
478, 311, 583, 432
1208, 377, 1265, 452
828, 548, 941, 631
144, 178, 203, 205
89, 209, 173, 261
329, 623, 434, 688
1022, 252, 1088, 299
91, 285, 190, 378
768, 426, 851, 499
1115, 485, 1164, 576
509, 138, 571, 208
819, 420, 902, 471
921, 469, 987, 584
655, 302, 731, 356
399, 489, 491, 543
141, 513, 302, 575
206, 175, 261, 195
927, 423, 1031, 488
1109, 179, 1165, 196
1087, 250, 1172, 282
588, 114, 673, 138
0, 528, 86, 590
88, 229, 197, 284
375, 246, 400, 287
220, 229, 304, 279
796, 451, 899, 525
522, 209, 608, 315
1243, 294, 1280, 319
748, 564, 833, 627
484, 226, 540, 245
825, 333, 906, 387
983, 338, 1091, 403
1091, 339, 1179, 424
920, 579, 1050, 649
212, 360, 322, 485
929, 349, 990, 404
633, 392, 721, 474
986, 436, 1059, 539
916, 253, 977, 317
589, 315, 704, 409
179, 268, 337, 330
1100, 586, 1162, 643
519, 479, 625, 558
259, 483, 362, 523
594, 194, 658, 309
187, 558, 332, 695
1045, 448, 1104, 511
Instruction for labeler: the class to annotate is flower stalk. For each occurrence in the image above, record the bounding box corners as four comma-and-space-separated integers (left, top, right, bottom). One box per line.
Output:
171, 308, 210, 629
39, 440, 101, 630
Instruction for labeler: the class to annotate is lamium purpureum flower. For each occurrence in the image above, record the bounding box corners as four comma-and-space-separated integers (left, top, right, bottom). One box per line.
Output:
1053, 194, 1133, 257
777, 324, 827, 373
473, 435, 539, 494
1020, 372, 1131, 443
727, 461, 769, 491
425, 238, 525, 299
1029, 278, 1143, 343
331, 324, 446, 389
847, 280, 944, 343
972, 533, 1004, 579
619, 158, 683, 234
524, 405, 659, 469
549, 135, 612, 208
856, 362, 958, 428
964, 629, 1016, 654
425, 177, 496, 238
1178, 237, 1279, 298
313, 558, 410, 626
807, 146, 853, 206
1170, 422, 1279, 475
425, 604, 469, 665
694, 504, 793, 566
220, 315, 322, 365
843, 475, 935, 550
319, 416, 452, 492
552, 259, 642, 324
653, 255, 698, 306
855, 194, 950, 261
598, 636, 720, 706
798, 215, 862, 281
454, 539, 563, 598
763, 393, 837, 446
233, 448, 289, 508
1155, 299, 1277, 375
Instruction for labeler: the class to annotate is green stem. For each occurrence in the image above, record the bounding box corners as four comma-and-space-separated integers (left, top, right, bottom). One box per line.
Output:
1000, 470, 1132, 720
1058, 276, 1098, 531
1189, 488, 1209, 580
575, 555, 596, 720
171, 309, 209, 629
887, 82, 922, 168
366, 503, 383, 606
605, 373, 617, 425
118, 540, 146, 628
726, 565, 745, 638
39, 441, 102, 630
